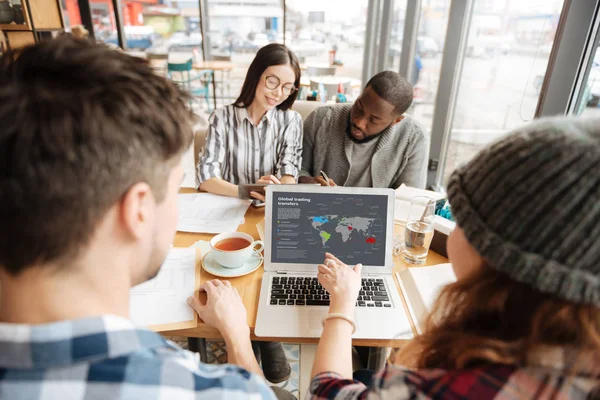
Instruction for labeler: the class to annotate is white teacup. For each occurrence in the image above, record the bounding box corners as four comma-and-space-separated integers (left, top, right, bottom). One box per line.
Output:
210, 232, 264, 269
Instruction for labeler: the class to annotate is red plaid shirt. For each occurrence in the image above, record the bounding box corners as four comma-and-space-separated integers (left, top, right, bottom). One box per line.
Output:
309, 348, 600, 399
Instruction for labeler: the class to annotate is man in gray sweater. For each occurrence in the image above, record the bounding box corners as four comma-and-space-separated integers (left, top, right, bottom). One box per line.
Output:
299, 71, 427, 189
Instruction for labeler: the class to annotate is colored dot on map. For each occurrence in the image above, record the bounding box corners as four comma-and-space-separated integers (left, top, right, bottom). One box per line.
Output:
348, 226, 353, 231
366, 237, 376, 244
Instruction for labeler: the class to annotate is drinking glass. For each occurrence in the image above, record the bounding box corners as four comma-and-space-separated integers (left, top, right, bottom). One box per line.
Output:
404, 196, 436, 264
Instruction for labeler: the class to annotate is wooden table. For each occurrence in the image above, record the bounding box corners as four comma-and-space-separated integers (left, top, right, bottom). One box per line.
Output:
193, 61, 237, 110
164, 189, 448, 347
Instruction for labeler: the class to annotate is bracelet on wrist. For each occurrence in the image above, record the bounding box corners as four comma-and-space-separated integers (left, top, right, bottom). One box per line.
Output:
321, 313, 356, 334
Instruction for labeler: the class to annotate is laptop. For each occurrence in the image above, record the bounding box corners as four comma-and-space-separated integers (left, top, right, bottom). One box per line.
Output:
255, 185, 413, 339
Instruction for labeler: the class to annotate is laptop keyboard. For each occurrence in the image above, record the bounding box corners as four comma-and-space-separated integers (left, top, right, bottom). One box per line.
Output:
269, 276, 392, 308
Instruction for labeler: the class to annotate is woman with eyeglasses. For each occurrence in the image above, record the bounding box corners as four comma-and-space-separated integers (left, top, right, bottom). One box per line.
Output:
196, 43, 301, 384
197, 43, 302, 204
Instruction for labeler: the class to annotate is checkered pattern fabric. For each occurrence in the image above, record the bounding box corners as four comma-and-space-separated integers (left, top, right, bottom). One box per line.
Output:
309, 348, 600, 399
0, 315, 276, 399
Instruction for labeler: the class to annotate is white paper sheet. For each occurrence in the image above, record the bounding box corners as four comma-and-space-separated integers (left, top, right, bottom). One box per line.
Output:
177, 193, 251, 233
407, 263, 457, 313
395, 184, 446, 202
394, 199, 412, 222
130, 248, 196, 327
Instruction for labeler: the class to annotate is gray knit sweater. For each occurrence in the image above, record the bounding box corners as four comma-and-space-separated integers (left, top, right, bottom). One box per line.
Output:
300, 103, 427, 189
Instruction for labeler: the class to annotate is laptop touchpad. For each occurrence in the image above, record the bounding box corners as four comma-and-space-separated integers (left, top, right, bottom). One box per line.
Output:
308, 310, 327, 334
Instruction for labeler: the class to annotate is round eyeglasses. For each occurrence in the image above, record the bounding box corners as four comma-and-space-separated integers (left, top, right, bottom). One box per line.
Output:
265, 75, 297, 96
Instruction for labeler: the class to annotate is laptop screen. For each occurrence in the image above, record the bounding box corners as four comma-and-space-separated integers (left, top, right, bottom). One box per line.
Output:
271, 191, 388, 267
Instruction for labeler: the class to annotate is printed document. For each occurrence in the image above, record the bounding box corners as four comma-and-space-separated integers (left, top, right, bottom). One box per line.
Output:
178, 193, 250, 233
130, 248, 196, 327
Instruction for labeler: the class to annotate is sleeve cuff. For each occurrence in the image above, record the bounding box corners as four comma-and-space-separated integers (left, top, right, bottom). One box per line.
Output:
197, 170, 221, 185
279, 166, 299, 180
309, 372, 368, 399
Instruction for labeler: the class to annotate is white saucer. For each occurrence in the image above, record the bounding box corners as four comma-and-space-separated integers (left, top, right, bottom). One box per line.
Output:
201, 250, 264, 278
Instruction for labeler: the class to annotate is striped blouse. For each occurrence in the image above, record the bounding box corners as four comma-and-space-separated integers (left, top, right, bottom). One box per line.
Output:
197, 104, 303, 185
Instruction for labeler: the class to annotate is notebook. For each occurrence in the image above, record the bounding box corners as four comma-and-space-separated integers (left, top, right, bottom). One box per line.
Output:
395, 263, 457, 334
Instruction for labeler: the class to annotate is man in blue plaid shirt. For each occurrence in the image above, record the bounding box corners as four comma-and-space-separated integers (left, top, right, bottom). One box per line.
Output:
0, 37, 286, 399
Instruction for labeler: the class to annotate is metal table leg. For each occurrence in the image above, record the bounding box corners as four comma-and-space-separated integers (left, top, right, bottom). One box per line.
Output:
188, 337, 208, 363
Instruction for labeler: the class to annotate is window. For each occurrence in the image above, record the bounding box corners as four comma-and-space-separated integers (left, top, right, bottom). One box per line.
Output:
120, 1, 202, 57
386, 1, 406, 72
89, 0, 117, 43
400, 0, 451, 134
61, 0, 82, 30
577, 45, 600, 117
286, 0, 368, 99
440, 0, 565, 185
205, 0, 284, 104
205, 0, 283, 60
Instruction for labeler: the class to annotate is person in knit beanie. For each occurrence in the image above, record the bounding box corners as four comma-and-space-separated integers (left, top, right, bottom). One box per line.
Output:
446, 117, 600, 306
305, 117, 599, 400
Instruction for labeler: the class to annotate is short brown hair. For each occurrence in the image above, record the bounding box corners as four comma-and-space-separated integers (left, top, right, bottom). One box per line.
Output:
0, 37, 193, 275
234, 43, 301, 111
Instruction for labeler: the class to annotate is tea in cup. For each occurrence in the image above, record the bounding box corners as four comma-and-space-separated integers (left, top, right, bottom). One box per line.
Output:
210, 232, 264, 269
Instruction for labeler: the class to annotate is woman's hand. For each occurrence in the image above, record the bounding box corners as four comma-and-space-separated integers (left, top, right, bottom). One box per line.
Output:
250, 175, 281, 202
187, 279, 249, 342
256, 175, 281, 185
317, 253, 362, 314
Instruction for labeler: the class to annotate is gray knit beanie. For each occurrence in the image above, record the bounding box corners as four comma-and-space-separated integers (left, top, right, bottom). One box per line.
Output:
447, 117, 600, 306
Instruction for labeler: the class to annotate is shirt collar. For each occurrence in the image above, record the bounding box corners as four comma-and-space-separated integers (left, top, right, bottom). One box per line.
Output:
236, 105, 276, 125
263, 107, 277, 122
0, 315, 167, 369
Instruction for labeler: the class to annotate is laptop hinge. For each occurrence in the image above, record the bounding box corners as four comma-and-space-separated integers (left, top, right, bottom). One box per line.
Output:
367, 273, 381, 276
275, 271, 288, 275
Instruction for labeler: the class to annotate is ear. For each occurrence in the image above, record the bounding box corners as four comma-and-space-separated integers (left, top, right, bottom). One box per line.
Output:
391, 115, 405, 126
119, 182, 154, 240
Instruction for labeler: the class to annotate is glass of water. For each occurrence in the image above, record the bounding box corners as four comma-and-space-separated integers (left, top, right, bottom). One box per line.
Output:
404, 196, 436, 264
